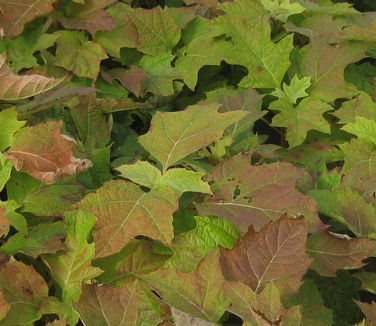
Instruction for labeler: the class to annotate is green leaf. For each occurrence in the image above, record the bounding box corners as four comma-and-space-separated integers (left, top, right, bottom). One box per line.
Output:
0, 259, 48, 326
271, 75, 311, 104
42, 210, 103, 302
117, 160, 212, 195
54, 31, 108, 79
0, 200, 26, 235
260, 0, 305, 22
342, 116, 376, 143
0, 154, 13, 193
1, 222, 67, 257
78, 180, 178, 258
139, 104, 247, 172
354, 271, 376, 294
271, 97, 331, 147
165, 215, 239, 272
142, 248, 230, 322
216, 10, 293, 88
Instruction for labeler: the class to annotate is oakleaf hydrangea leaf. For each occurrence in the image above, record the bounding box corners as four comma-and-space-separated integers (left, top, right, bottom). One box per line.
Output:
270, 97, 331, 147
142, 249, 230, 322
0, 200, 26, 235
171, 308, 218, 326
139, 104, 247, 172
77, 180, 178, 258
0, 0, 56, 37
4, 121, 92, 184
117, 160, 212, 195
260, 0, 305, 22
220, 215, 312, 297
165, 215, 239, 272
42, 210, 103, 302
307, 231, 376, 277
0, 154, 12, 193
271, 75, 311, 104
0, 259, 48, 326
0, 55, 65, 100
342, 116, 376, 143
197, 155, 323, 233
0, 108, 25, 151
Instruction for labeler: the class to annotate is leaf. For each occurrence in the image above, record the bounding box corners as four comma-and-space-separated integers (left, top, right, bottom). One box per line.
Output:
0, 155, 13, 194
271, 75, 311, 104
0, 291, 10, 321
224, 281, 302, 325
139, 104, 247, 172
260, 0, 305, 22
270, 97, 331, 147
7, 172, 85, 216
138, 54, 180, 97
117, 160, 212, 195
171, 308, 218, 326
75, 280, 169, 326
0, 54, 65, 100
58, 0, 117, 36
4, 120, 92, 184
126, 6, 181, 56
307, 231, 376, 277
1, 222, 67, 257
42, 210, 103, 302
284, 279, 334, 326
355, 302, 376, 322
109, 67, 149, 97
54, 31, 108, 79
342, 116, 376, 143
0, 0, 56, 37
335, 92, 376, 124
354, 271, 376, 294
196, 155, 323, 234
0, 200, 26, 234
0, 107, 25, 151
142, 249, 229, 322
220, 215, 312, 297
310, 189, 376, 236
165, 215, 239, 272
77, 180, 178, 258
94, 239, 169, 285
216, 11, 293, 88
0, 259, 48, 326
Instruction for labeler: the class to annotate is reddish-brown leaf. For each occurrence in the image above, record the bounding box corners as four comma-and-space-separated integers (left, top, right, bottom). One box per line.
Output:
307, 231, 376, 277
109, 67, 149, 97
197, 155, 324, 233
0, 206, 9, 238
0, 0, 56, 37
5, 121, 92, 184
77, 180, 178, 258
355, 301, 376, 322
220, 215, 312, 297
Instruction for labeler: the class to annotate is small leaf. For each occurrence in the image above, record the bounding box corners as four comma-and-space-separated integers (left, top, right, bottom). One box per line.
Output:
77, 180, 178, 258
271, 75, 311, 104
260, 0, 305, 22
42, 210, 103, 302
0, 107, 25, 151
220, 215, 312, 297
0, 54, 65, 100
307, 231, 376, 277
0, 155, 13, 194
5, 121, 92, 184
142, 249, 230, 322
139, 104, 247, 172
0, 259, 48, 326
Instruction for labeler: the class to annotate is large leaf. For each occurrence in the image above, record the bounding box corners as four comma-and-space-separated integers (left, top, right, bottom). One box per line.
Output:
307, 231, 376, 277
4, 120, 92, 184
139, 104, 247, 172
77, 180, 178, 258
220, 215, 312, 297
142, 249, 230, 322
42, 210, 103, 302
75, 280, 168, 326
0, 0, 56, 37
0, 55, 65, 100
196, 155, 323, 233
0, 259, 48, 326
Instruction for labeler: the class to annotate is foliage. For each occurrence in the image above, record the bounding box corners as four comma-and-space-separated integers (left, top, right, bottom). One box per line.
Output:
0, 0, 375, 325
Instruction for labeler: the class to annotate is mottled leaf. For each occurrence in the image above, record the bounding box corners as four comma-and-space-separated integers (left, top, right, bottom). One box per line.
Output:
197, 155, 323, 233
142, 249, 229, 322
5, 121, 92, 184
307, 231, 376, 277
220, 215, 312, 297
139, 104, 247, 172
78, 180, 178, 258
42, 210, 102, 302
